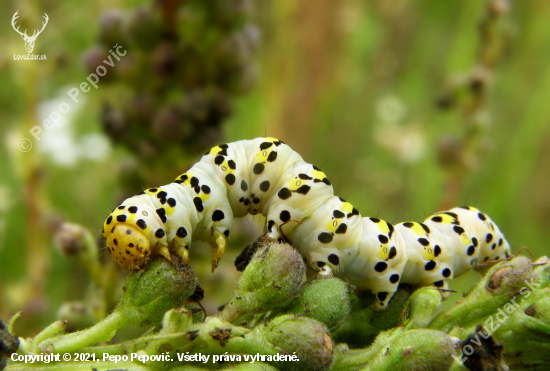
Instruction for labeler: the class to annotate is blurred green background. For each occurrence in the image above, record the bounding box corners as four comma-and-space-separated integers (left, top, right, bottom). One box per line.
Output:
1, 0, 549, 336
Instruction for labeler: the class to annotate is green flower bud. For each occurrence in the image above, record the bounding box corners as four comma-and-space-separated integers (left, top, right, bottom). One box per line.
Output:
402, 287, 442, 329
38, 258, 197, 354
218, 243, 305, 322
529, 287, 550, 325
533, 256, 550, 289
282, 278, 350, 332
260, 315, 333, 371
332, 286, 412, 347
430, 256, 539, 331
122, 258, 198, 326
486, 256, 537, 295
332, 328, 459, 371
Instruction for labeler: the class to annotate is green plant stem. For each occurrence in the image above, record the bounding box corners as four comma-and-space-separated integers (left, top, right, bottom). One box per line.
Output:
37, 310, 129, 354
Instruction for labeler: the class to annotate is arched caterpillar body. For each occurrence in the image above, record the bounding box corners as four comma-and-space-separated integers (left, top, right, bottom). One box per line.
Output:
103, 137, 511, 309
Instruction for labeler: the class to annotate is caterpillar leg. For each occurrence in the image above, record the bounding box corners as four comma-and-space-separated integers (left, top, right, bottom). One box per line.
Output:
176, 246, 189, 265
211, 230, 227, 272
159, 246, 171, 262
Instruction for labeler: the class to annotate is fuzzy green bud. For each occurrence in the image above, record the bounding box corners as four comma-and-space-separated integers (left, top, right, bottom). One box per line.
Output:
121, 259, 197, 326
533, 256, 550, 289
282, 278, 350, 332
332, 328, 459, 371
402, 287, 442, 329
332, 286, 412, 347
125, 7, 163, 50
219, 243, 305, 322
99, 10, 125, 47
259, 315, 333, 371
37, 258, 197, 354
430, 256, 539, 331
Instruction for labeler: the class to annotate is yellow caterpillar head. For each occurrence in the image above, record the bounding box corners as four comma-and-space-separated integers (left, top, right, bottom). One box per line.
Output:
103, 202, 163, 270
105, 224, 151, 270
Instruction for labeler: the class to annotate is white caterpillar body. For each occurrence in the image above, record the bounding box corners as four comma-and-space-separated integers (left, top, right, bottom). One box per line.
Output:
103, 137, 511, 309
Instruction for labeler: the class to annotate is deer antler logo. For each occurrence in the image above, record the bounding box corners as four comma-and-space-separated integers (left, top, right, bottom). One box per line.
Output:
12, 11, 49, 54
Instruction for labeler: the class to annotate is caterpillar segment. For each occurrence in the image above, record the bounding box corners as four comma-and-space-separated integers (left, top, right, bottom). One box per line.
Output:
102, 137, 512, 309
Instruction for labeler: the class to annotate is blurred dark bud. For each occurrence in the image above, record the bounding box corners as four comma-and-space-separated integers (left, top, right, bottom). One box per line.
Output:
242, 23, 261, 53
99, 10, 125, 47
56, 302, 96, 332
89, 0, 258, 177
213, 32, 256, 92
117, 157, 142, 198
235, 62, 259, 93
436, 136, 463, 169
182, 90, 210, 122
488, 0, 511, 17
209, 0, 253, 30
127, 92, 157, 125
184, 89, 233, 125
150, 42, 178, 79
101, 103, 129, 141
52, 50, 69, 69
54, 222, 87, 257
189, 126, 224, 154
136, 140, 160, 159
114, 52, 140, 83
152, 103, 194, 143
435, 91, 456, 110
81, 47, 110, 75
436, 75, 467, 110
176, 7, 207, 45
469, 67, 492, 95
125, 7, 163, 51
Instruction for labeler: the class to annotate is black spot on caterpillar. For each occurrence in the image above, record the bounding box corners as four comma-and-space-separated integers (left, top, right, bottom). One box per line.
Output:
103, 138, 512, 309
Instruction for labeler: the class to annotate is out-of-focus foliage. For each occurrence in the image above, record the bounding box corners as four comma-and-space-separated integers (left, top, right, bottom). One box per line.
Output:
1, 0, 549, 345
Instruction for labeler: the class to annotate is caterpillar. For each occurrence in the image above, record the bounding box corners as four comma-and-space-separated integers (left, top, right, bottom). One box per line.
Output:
102, 137, 511, 309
